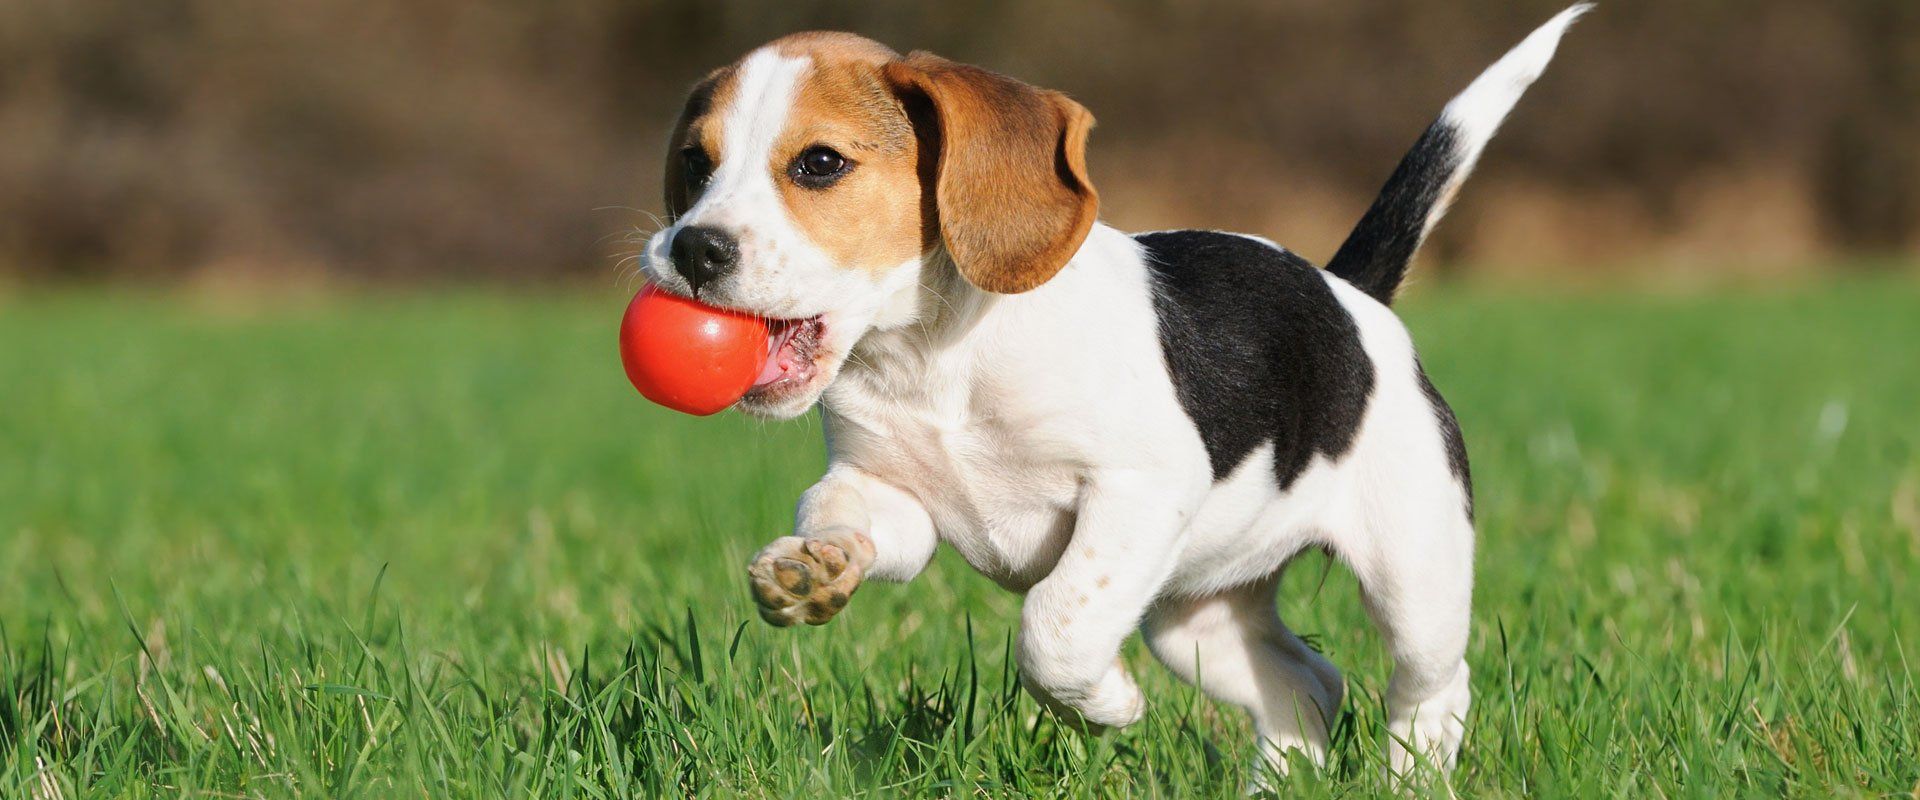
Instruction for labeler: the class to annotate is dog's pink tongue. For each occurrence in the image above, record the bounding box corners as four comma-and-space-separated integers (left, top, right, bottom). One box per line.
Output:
753, 331, 793, 387
753, 352, 787, 387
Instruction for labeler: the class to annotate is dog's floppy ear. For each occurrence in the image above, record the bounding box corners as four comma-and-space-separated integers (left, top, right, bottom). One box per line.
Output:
884, 53, 1098, 294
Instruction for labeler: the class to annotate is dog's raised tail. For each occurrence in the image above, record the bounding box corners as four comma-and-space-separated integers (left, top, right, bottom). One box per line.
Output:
1325, 4, 1590, 305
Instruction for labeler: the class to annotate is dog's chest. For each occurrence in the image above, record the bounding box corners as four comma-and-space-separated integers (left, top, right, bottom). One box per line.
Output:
825, 387, 1083, 590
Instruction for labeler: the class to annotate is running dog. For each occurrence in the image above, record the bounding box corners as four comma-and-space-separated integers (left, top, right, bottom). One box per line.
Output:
639, 5, 1588, 773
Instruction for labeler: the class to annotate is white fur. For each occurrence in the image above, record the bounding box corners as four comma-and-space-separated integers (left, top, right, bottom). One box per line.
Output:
822, 228, 1213, 727
1441, 3, 1591, 144
1418, 4, 1590, 237
660, 6, 1586, 778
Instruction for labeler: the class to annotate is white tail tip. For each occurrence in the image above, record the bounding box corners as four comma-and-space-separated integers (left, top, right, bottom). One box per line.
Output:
1441, 3, 1592, 144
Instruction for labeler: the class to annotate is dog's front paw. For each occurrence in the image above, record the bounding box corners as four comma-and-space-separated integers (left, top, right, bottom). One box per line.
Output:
747, 536, 863, 626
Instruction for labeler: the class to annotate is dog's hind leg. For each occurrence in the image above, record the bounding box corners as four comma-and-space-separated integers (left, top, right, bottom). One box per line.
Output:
1142, 573, 1343, 774
1346, 503, 1476, 777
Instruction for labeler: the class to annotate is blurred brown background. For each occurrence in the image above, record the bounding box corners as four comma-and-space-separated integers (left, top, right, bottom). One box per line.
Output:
2, 0, 1916, 283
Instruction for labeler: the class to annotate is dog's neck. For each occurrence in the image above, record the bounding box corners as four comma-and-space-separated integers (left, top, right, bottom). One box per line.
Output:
825, 224, 1121, 417
825, 247, 1008, 417
849, 248, 993, 366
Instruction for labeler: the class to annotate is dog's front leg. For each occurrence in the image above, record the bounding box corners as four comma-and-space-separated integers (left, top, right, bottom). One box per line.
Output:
1018, 469, 1192, 730
748, 465, 936, 626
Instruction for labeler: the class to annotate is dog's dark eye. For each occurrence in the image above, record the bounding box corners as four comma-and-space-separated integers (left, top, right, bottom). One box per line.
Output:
799, 147, 845, 176
681, 146, 713, 188
790, 145, 851, 188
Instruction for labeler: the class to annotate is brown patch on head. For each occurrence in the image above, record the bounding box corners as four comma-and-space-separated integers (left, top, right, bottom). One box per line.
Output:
773, 31, 899, 65
663, 66, 739, 218
768, 33, 924, 274
1095, 575, 1111, 589
661, 33, 1096, 289
883, 53, 1098, 293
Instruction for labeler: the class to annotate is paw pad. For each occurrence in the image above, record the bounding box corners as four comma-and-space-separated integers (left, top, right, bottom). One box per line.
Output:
748, 536, 864, 627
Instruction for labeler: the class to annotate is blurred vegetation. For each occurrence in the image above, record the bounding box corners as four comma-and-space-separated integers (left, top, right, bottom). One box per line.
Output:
1, 0, 1916, 281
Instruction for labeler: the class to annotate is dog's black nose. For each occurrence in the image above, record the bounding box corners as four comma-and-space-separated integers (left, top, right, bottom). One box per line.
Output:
669, 226, 739, 296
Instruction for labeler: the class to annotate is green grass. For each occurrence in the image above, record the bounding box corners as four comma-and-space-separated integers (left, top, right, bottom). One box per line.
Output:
3, 280, 1918, 798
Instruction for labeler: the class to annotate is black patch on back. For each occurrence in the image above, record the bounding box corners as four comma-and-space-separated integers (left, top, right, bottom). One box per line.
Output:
1139, 230, 1374, 488
1416, 359, 1474, 520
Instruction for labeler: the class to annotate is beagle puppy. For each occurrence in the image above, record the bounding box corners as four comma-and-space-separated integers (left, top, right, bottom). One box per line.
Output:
640, 5, 1588, 775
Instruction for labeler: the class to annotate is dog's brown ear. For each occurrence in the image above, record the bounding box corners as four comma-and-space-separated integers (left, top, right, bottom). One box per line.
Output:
884, 53, 1097, 294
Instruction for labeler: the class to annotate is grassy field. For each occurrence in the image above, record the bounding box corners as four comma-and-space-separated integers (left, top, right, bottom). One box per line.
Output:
3, 280, 1918, 798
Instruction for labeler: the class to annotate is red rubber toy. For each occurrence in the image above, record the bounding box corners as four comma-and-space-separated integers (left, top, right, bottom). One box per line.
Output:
619, 284, 768, 416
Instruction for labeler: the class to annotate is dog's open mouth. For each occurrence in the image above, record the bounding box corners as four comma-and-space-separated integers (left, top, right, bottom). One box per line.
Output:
747, 316, 825, 398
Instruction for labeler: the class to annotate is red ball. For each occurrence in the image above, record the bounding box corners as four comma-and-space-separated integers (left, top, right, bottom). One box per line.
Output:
619, 284, 769, 416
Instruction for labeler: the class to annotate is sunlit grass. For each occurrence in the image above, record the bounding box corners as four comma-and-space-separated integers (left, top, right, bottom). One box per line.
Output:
3, 279, 1917, 797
